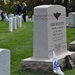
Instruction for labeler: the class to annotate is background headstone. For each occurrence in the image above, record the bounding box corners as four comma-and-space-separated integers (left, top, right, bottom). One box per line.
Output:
0, 16, 2, 20
18, 16, 22, 28
26, 15, 29, 22
68, 12, 75, 27
8, 13, 14, 18
29, 18, 32, 22
66, 17, 69, 26
9, 17, 13, 32
69, 41, 75, 51
13, 16, 17, 30
32, 15, 34, 22
0, 49, 10, 75
15, 15, 18, 23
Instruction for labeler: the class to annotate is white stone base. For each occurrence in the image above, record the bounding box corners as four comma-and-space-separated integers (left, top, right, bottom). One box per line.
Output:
21, 51, 75, 74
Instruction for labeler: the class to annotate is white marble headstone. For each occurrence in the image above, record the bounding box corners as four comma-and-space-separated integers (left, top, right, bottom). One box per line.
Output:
15, 15, 18, 22
29, 18, 32, 22
0, 49, 10, 75
33, 5, 67, 59
18, 16, 22, 28
9, 13, 14, 18
26, 16, 29, 22
32, 15, 34, 22
9, 17, 13, 32
13, 16, 17, 30
68, 12, 75, 27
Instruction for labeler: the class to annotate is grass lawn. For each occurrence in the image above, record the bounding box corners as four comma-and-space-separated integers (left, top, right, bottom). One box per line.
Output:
0, 21, 75, 75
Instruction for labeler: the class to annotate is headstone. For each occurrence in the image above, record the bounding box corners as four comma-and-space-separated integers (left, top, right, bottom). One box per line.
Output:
15, 15, 18, 21
69, 40, 75, 50
33, 5, 67, 58
18, 16, 22, 28
29, 18, 32, 22
8, 13, 14, 18
66, 17, 69, 26
13, 16, 17, 30
21, 5, 75, 73
32, 15, 34, 22
0, 16, 2, 20
20, 14, 23, 22
17, 16, 19, 25
4, 15, 9, 21
26, 15, 29, 22
0, 49, 10, 75
9, 17, 13, 32
68, 12, 75, 27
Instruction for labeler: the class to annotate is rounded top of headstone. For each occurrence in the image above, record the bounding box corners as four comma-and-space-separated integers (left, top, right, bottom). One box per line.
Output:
18, 16, 22, 18
34, 5, 53, 8
34, 5, 66, 15
9, 17, 13, 19
70, 12, 75, 14
70, 40, 75, 44
34, 5, 65, 9
0, 49, 10, 52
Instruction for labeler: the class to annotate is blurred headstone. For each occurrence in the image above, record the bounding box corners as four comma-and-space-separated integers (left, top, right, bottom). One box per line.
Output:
0, 49, 10, 75
9, 18, 13, 32
13, 16, 17, 30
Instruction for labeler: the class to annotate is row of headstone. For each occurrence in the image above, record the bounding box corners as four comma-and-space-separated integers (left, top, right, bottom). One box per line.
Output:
9, 15, 22, 32
8, 13, 34, 22
0, 13, 34, 22
66, 12, 75, 27
26, 15, 34, 22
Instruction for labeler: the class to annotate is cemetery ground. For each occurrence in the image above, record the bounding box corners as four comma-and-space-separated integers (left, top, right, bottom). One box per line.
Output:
0, 21, 75, 75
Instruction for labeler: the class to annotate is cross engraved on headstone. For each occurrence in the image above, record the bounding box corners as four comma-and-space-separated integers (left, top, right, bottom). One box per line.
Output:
53, 12, 61, 20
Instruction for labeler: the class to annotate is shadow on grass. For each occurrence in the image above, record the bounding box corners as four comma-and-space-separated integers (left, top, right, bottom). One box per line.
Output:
15, 68, 50, 75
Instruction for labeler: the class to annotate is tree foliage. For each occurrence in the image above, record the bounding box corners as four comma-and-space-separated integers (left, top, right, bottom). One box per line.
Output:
0, 0, 75, 17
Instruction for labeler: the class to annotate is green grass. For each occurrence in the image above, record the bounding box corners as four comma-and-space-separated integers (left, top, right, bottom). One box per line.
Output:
0, 21, 75, 75
67, 27, 75, 49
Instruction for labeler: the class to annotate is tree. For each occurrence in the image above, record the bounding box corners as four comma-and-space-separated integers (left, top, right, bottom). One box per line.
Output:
0, 0, 75, 17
